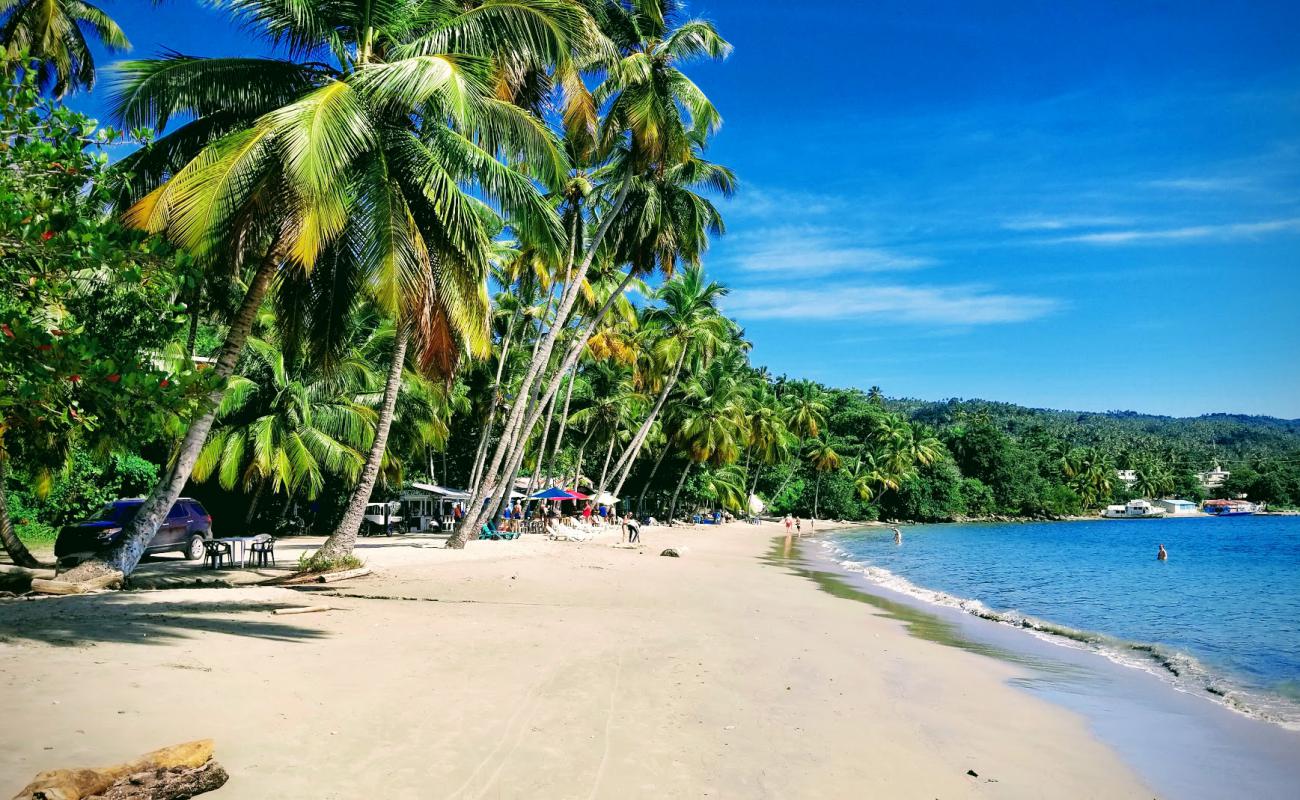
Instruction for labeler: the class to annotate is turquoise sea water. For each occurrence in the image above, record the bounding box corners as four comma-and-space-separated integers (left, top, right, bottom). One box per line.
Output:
821, 515, 1300, 728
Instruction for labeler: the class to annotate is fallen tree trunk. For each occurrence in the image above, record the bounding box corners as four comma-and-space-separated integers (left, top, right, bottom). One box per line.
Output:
29, 571, 123, 596
275, 566, 372, 586
0, 564, 56, 580
315, 567, 370, 584
12, 739, 222, 800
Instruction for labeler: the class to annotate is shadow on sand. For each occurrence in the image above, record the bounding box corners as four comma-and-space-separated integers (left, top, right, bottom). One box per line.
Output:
0, 594, 331, 648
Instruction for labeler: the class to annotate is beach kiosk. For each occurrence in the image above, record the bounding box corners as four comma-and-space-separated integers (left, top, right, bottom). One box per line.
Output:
399, 483, 470, 532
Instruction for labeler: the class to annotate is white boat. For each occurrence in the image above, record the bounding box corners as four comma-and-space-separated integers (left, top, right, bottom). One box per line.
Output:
1101, 499, 1167, 519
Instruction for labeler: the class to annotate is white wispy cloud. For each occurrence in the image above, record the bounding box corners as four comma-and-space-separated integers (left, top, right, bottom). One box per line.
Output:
1042, 217, 1300, 245
723, 186, 844, 220
723, 284, 1059, 325
1144, 177, 1255, 192
720, 225, 933, 277
1001, 215, 1132, 232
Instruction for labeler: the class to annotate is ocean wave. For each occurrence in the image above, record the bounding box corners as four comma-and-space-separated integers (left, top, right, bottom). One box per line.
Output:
815, 537, 1300, 731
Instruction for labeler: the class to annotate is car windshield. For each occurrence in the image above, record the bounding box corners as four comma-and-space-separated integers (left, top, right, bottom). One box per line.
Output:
96, 503, 141, 523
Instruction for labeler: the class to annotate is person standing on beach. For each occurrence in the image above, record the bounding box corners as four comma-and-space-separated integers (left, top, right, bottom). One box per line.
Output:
783, 515, 793, 535
795, 518, 802, 537
1157, 544, 1168, 561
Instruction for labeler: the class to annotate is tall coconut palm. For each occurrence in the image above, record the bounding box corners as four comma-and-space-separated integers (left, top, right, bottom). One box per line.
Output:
665, 358, 746, 523
771, 382, 828, 500
1, 0, 128, 96
607, 263, 731, 500
806, 439, 841, 520
565, 360, 639, 494
456, 0, 731, 543
67, 0, 584, 578
696, 463, 745, 514
743, 385, 792, 500
853, 450, 904, 503
192, 335, 376, 523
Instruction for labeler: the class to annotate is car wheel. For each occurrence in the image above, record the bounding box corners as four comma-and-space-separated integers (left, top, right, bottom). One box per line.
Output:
186, 535, 206, 561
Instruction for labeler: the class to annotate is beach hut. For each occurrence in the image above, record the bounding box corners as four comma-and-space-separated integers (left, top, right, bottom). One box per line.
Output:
1155, 498, 1198, 516
399, 483, 469, 531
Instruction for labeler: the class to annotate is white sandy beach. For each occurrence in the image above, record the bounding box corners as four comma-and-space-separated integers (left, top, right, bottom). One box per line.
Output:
0, 521, 1151, 798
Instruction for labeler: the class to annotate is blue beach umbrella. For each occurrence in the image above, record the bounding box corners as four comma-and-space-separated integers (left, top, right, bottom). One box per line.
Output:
530, 487, 574, 500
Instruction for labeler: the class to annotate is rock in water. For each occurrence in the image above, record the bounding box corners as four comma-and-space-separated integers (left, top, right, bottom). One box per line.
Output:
660, 548, 681, 558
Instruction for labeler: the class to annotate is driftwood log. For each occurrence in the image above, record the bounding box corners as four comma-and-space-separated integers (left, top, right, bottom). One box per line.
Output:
29, 571, 123, 596
11, 740, 225, 800
88, 761, 227, 799
277, 566, 372, 585
272, 605, 334, 615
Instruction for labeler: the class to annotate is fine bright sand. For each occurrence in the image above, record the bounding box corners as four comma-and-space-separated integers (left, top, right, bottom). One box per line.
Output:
0, 521, 1150, 798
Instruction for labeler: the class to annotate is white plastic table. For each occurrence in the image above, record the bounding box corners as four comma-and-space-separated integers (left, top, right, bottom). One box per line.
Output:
214, 536, 262, 568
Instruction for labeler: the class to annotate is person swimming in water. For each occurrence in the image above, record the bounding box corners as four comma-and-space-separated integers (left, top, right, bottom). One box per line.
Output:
892, 527, 902, 544
1157, 544, 1168, 561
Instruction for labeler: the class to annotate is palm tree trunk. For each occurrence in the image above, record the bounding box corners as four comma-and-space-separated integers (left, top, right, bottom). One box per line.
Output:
472, 270, 637, 533
466, 290, 557, 534
666, 461, 693, 525
572, 427, 596, 490
814, 473, 822, 519
455, 177, 634, 545
596, 433, 617, 496
244, 480, 265, 526
0, 455, 47, 569
748, 460, 763, 502
771, 437, 805, 502
636, 443, 670, 516
64, 240, 283, 580
186, 305, 200, 361
317, 325, 409, 561
468, 314, 517, 495
526, 371, 564, 497
609, 347, 687, 500
546, 366, 576, 481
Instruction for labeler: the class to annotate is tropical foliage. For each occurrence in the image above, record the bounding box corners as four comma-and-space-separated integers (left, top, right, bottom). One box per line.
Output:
7, 2, 1300, 575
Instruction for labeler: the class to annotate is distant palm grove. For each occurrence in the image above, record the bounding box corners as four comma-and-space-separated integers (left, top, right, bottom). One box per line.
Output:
3, 0, 1299, 577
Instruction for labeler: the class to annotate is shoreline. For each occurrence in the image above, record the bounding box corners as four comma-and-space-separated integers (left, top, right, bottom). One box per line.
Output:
2, 521, 1154, 797
802, 525, 1300, 799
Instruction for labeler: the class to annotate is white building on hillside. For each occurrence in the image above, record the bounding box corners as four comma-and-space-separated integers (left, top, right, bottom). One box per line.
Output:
1199, 464, 1230, 490
1116, 469, 1138, 488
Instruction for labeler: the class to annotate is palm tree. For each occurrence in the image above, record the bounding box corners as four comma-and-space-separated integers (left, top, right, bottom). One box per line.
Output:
665, 359, 747, 523
771, 382, 828, 500
71, 0, 583, 577
852, 450, 903, 503
743, 385, 792, 500
1, 0, 128, 96
1133, 462, 1174, 499
192, 336, 375, 523
456, 0, 731, 542
696, 464, 746, 514
607, 263, 731, 500
566, 361, 639, 498
806, 439, 841, 520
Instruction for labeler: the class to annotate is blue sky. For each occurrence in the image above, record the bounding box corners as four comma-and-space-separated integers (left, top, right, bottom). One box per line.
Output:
68, 1, 1300, 417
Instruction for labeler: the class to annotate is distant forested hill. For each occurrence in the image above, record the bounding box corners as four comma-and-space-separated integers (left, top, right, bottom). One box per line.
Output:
897, 399, 1300, 467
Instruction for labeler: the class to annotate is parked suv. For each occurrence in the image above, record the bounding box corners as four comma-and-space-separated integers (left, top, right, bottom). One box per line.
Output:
54, 498, 213, 567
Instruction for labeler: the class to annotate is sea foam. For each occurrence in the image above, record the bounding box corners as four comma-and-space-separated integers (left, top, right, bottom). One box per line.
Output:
816, 535, 1300, 731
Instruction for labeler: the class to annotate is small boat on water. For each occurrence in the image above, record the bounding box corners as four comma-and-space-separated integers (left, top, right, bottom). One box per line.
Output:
1203, 499, 1258, 517
1101, 499, 1167, 519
